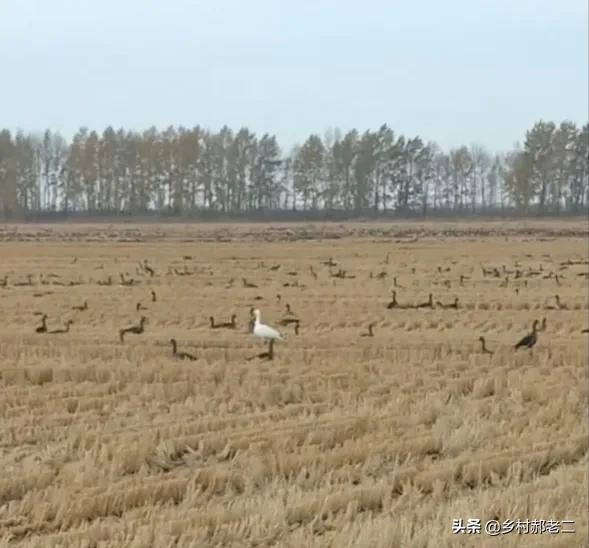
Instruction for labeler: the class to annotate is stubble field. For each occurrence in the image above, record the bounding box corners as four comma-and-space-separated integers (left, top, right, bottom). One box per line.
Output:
0, 220, 587, 548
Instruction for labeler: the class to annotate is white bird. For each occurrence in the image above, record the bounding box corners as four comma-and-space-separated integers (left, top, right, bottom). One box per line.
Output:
253, 309, 284, 342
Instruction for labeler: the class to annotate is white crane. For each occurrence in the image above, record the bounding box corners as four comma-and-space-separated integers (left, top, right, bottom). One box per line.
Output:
253, 309, 284, 342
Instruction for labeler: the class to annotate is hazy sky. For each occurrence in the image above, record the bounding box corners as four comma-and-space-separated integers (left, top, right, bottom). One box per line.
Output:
1, 0, 587, 152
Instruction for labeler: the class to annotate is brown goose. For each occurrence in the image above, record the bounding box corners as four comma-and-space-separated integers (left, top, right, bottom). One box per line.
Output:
514, 320, 539, 350
49, 320, 74, 334
478, 336, 493, 355
416, 293, 434, 309
361, 323, 375, 337
436, 297, 459, 310
210, 314, 237, 329
386, 290, 405, 309
35, 314, 48, 334
247, 339, 275, 361
170, 338, 197, 361
119, 316, 147, 343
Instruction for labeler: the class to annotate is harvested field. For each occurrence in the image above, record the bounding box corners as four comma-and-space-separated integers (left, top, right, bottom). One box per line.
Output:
0, 220, 588, 547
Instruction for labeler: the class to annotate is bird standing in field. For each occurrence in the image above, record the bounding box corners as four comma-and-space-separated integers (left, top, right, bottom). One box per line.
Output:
119, 316, 147, 343
253, 309, 283, 343
478, 336, 493, 355
35, 314, 48, 334
170, 338, 197, 361
49, 320, 74, 334
514, 320, 539, 350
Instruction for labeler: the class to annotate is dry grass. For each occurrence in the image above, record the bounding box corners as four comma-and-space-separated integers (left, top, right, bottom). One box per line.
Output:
0, 220, 587, 547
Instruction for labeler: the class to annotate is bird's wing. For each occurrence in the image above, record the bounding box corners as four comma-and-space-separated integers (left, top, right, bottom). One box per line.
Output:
255, 323, 283, 340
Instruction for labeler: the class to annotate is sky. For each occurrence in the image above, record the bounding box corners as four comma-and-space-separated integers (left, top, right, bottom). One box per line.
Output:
1, 0, 587, 153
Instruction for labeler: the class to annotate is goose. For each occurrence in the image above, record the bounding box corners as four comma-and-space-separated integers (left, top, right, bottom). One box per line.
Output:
242, 278, 257, 288
253, 309, 283, 342
514, 320, 539, 350
143, 260, 155, 277
416, 293, 434, 309
151, 290, 157, 302
554, 294, 568, 310
279, 316, 300, 327
285, 303, 296, 317
386, 290, 401, 309
478, 336, 493, 355
72, 300, 88, 311
97, 276, 112, 286
170, 338, 197, 361
361, 323, 375, 337
119, 316, 147, 343
49, 320, 74, 334
247, 339, 275, 361
35, 314, 48, 334
436, 297, 459, 310
136, 302, 147, 311
210, 314, 237, 329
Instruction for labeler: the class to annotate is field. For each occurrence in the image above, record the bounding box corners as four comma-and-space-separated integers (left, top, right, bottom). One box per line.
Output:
0, 220, 587, 548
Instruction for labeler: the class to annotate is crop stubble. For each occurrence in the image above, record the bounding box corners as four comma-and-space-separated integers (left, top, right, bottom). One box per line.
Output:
0, 220, 587, 547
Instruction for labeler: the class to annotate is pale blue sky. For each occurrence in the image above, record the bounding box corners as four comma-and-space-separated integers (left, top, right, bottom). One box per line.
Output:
1, 0, 587, 152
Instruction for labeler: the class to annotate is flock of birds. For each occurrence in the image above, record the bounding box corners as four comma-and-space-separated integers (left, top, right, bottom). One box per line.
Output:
12, 251, 589, 361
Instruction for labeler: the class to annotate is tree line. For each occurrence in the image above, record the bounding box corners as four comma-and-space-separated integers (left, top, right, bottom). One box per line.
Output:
0, 120, 587, 220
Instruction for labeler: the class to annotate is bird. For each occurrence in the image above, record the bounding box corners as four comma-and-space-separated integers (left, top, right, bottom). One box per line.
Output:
253, 309, 283, 342
170, 338, 197, 361
554, 294, 568, 310
478, 336, 493, 355
143, 260, 155, 277
514, 320, 539, 350
279, 316, 300, 327
35, 314, 48, 334
119, 316, 147, 343
49, 320, 74, 334
242, 278, 258, 288
209, 314, 237, 329
72, 300, 88, 311
284, 303, 296, 317
386, 290, 401, 309
136, 302, 147, 312
436, 297, 459, 310
416, 293, 434, 309
247, 339, 275, 361
361, 323, 375, 337
120, 273, 135, 286
151, 290, 157, 302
